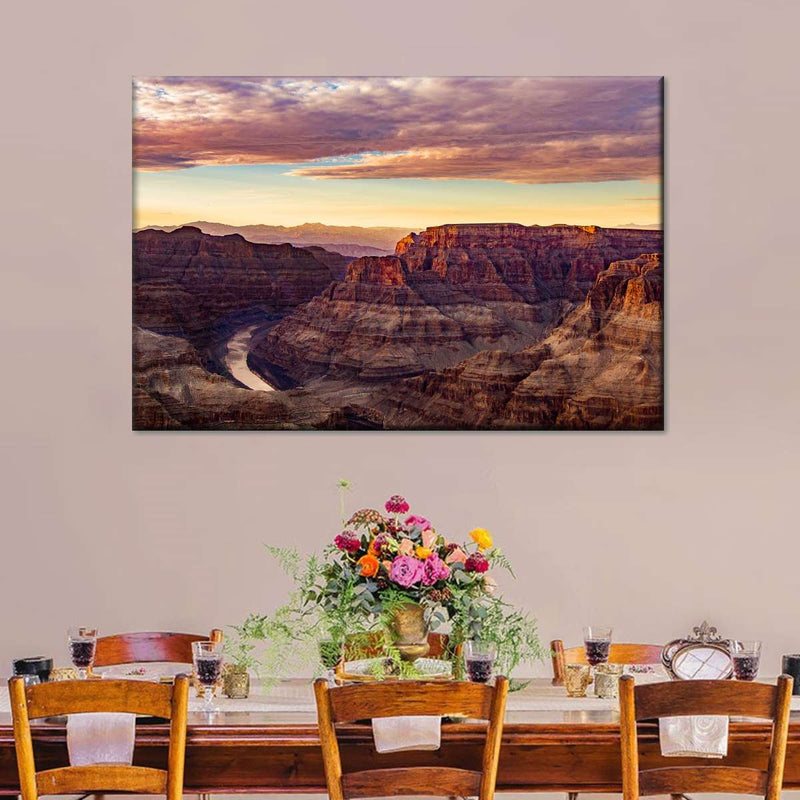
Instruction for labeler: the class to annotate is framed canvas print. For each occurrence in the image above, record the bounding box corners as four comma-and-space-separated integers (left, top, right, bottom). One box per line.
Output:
133, 77, 663, 431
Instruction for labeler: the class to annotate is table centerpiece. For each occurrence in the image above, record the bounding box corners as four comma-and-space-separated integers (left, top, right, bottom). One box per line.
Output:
236, 482, 545, 685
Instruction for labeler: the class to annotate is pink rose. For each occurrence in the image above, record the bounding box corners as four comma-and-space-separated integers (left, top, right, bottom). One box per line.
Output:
483, 575, 498, 595
405, 514, 432, 531
398, 538, 415, 556
421, 529, 438, 550
390, 555, 424, 587
445, 546, 467, 565
421, 553, 450, 586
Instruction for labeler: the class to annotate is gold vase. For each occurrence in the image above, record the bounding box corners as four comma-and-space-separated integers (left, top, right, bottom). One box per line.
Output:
223, 665, 250, 699
389, 602, 430, 662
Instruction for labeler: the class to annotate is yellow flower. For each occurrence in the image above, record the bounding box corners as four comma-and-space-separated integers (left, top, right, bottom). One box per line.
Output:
469, 527, 494, 550
415, 546, 433, 559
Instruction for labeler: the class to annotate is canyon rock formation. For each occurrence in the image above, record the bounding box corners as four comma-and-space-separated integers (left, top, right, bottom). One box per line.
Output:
374, 253, 663, 429
133, 227, 348, 336
133, 326, 343, 430
254, 224, 662, 384
133, 224, 663, 430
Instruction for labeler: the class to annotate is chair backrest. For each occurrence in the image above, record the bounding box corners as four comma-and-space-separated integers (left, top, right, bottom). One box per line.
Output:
619, 674, 793, 800
550, 639, 663, 685
94, 628, 223, 667
314, 677, 509, 800
9, 675, 189, 800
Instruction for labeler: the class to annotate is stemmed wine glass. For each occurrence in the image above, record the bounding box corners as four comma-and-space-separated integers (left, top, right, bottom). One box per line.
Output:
192, 640, 224, 712
583, 626, 613, 667
68, 627, 97, 679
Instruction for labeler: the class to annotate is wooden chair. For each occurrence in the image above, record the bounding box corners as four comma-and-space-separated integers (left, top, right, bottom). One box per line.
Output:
619, 674, 793, 800
550, 639, 664, 686
93, 628, 223, 668
314, 677, 509, 800
9, 674, 189, 800
92, 630, 222, 800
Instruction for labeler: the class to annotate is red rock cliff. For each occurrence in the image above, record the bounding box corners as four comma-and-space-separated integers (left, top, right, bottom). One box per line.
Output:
395, 223, 662, 301
133, 226, 344, 335
345, 256, 409, 285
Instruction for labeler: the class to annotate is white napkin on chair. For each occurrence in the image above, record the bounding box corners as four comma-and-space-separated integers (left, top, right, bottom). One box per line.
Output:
372, 716, 441, 753
659, 715, 729, 758
67, 713, 136, 766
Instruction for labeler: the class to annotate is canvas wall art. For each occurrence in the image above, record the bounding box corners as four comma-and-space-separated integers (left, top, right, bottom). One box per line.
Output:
133, 77, 663, 430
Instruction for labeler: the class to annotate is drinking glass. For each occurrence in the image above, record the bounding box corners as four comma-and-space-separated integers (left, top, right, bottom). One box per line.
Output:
464, 640, 497, 683
564, 663, 592, 697
192, 640, 224, 711
67, 627, 97, 679
731, 640, 762, 681
583, 626, 613, 666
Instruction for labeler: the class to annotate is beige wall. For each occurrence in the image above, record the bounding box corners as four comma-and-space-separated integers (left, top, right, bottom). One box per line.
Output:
1, 0, 799, 679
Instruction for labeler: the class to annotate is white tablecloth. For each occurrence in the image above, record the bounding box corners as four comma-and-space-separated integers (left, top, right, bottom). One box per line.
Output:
3, 676, 799, 716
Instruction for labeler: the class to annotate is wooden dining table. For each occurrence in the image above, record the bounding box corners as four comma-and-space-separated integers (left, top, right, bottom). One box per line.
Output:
2, 678, 800, 794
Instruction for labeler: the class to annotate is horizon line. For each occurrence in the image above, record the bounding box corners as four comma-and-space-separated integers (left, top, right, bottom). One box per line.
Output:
133, 219, 663, 232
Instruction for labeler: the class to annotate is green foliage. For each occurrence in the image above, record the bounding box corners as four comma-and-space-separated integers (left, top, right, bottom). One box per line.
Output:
461, 600, 545, 691
224, 618, 260, 670
488, 548, 515, 577
264, 545, 303, 582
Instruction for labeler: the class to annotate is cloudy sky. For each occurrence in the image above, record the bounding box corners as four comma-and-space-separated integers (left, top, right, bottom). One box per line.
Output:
133, 77, 662, 229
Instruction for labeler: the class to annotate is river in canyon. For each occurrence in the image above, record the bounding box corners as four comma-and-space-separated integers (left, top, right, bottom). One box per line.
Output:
224, 323, 276, 392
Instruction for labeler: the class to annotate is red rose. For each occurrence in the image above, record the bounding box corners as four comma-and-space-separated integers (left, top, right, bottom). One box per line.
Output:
465, 552, 489, 573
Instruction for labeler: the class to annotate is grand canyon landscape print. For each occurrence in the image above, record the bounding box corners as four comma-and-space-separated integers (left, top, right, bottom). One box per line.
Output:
133, 77, 663, 430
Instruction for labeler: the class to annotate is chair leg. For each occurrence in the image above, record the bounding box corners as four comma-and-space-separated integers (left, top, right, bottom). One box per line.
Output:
568, 793, 579, 800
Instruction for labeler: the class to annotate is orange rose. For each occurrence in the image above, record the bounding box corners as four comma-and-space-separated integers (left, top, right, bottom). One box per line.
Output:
357, 554, 380, 577
415, 545, 433, 559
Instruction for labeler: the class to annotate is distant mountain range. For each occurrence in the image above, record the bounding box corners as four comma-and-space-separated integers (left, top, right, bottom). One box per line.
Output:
133, 221, 412, 257
134, 220, 662, 256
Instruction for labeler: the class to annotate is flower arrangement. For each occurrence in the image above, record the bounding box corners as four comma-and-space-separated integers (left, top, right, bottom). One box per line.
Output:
235, 484, 544, 685
326, 495, 502, 622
